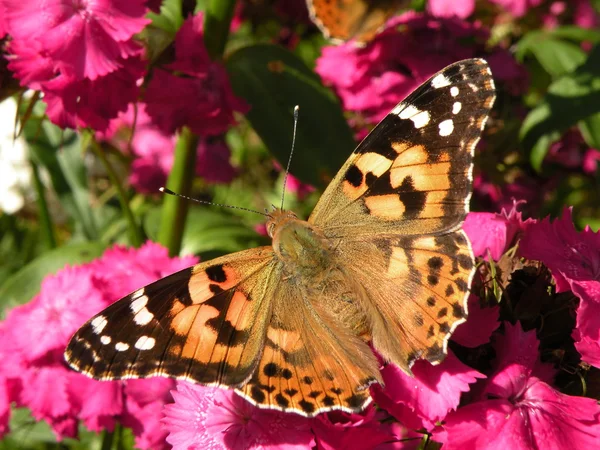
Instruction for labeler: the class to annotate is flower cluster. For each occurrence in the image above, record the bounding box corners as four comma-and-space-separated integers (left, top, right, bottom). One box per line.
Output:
2, 3, 246, 136
1, 0, 600, 449
0, 243, 197, 448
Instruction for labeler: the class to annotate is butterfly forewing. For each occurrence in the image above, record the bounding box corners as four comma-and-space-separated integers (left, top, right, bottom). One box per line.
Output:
310, 58, 495, 372
66, 248, 275, 386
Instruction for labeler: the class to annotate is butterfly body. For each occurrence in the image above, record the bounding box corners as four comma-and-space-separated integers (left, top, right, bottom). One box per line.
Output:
66, 59, 496, 417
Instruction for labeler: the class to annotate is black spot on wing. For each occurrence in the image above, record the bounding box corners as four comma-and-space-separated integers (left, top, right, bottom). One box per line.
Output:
206, 265, 227, 283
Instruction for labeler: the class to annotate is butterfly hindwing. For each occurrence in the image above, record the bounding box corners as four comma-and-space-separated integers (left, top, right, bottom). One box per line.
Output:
309, 59, 495, 371
236, 278, 381, 416
65, 248, 275, 386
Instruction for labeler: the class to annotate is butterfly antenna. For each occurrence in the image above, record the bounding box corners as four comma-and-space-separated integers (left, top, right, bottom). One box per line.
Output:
159, 187, 269, 217
280, 105, 300, 210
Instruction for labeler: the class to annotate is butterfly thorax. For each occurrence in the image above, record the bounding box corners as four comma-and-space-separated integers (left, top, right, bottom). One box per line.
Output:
267, 209, 334, 277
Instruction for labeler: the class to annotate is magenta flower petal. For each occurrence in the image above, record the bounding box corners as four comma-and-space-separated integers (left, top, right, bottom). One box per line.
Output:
163, 382, 314, 449
373, 352, 484, 428
488, 0, 543, 17
4, 266, 107, 361
571, 281, 600, 368
144, 13, 248, 137
43, 56, 145, 132
451, 294, 500, 348
21, 365, 71, 421
196, 139, 238, 184
427, 0, 475, 18
4, 0, 149, 80
519, 208, 600, 292
439, 322, 600, 448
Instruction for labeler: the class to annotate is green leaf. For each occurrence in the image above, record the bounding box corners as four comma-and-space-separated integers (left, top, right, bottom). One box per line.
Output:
520, 44, 600, 170
517, 31, 587, 77
147, 0, 183, 34
0, 242, 106, 314
145, 206, 268, 258
226, 44, 355, 188
579, 111, 600, 148
26, 120, 100, 240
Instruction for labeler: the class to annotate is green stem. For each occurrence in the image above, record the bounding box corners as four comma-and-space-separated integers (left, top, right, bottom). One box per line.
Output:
89, 136, 143, 247
30, 159, 57, 249
158, 127, 199, 255
203, 0, 237, 60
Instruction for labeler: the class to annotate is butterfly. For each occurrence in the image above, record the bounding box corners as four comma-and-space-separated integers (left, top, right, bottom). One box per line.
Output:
306, 0, 410, 44
65, 59, 496, 417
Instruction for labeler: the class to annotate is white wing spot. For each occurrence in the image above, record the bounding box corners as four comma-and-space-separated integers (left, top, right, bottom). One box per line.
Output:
439, 119, 454, 137
134, 308, 154, 325
91, 316, 108, 334
391, 102, 406, 115
132, 288, 145, 299
452, 102, 462, 114
135, 336, 156, 350
100, 335, 111, 345
431, 73, 451, 88
450, 86, 459, 97
130, 295, 149, 313
398, 105, 431, 128
115, 342, 130, 351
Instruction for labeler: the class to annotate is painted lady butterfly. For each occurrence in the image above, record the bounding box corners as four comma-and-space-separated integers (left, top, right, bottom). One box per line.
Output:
65, 59, 495, 417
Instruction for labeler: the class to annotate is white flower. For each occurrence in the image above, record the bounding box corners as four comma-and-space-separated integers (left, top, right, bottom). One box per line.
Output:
0, 98, 31, 214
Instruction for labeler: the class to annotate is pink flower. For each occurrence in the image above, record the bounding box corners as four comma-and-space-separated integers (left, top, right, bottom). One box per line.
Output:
122, 379, 175, 450
196, 138, 238, 184
3, 0, 149, 80
546, 129, 599, 172
583, 148, 600, 174
451, 294, 500, 348
519, 208, 600, 292
144, 13, 248, 136
488, 0, 543, 17
104, 106, 238, 193
0, 378, 9, 437
437, 323, 600, 449
464, 202, 530, 260
427, 0, 475, 18
91, 241, 197, 302
0, 242, 196, 444
4, 265, 107, 361
42, 56, 145, 132
315, 12, 496, 124
372, 352, 484, 430
312, 409, 413, 450
571, 281, 600, 368
163, 382, 315, 449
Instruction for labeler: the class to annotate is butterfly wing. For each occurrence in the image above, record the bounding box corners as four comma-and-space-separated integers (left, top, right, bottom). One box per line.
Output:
307, 0, 408, 43
65, 245, 381, 416
65, 247, 277, 387
309, 59, 496, 372
235, 274, 381, 416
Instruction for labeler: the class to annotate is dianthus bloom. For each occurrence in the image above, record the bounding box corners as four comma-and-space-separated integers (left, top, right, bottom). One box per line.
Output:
0, 242, 196, 448
144, 13, 248, 136
3, 0, 149, 131
520, 208, 600, 369
463, 201, 531, 260
103, 105, 238, 193
315, 12, 525, 124
437, 323, 600, 449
